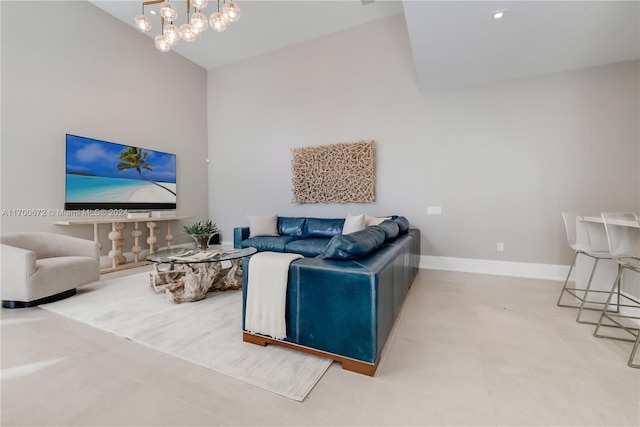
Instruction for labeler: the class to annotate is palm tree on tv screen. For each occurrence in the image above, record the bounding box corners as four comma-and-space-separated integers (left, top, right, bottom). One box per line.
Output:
117, 146, 176, 196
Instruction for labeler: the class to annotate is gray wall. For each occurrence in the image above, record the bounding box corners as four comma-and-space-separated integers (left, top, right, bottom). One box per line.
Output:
207, 14, 639, 265
2, 4, 637, 267
1, 1, 209, 252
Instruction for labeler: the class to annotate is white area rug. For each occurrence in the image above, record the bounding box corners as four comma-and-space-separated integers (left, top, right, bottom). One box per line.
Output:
41, 272, 332, 401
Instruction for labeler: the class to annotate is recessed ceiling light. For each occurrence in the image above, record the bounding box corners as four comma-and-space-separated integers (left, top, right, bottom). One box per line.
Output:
149, 10, 156, 15
491, 9, 507, 20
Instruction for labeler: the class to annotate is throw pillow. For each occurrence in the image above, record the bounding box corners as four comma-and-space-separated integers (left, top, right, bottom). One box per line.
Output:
247, 214, 279, 237
365, 214, 390, 227
392, 216, 410, 233
377, 220, 400, 242
318, 226, 386, 260
342, 213, 365, 235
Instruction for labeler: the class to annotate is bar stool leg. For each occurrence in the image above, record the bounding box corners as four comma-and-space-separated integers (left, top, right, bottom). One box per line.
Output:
594, 265, 624, 339
558, 251, 579, 307
576, 258, 599, 324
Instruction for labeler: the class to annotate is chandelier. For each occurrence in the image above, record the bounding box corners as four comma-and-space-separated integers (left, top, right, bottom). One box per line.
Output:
134, 0, 241, 53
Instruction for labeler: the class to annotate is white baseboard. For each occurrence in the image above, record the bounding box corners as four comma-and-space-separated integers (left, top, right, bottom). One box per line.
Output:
420, 255, 572, 282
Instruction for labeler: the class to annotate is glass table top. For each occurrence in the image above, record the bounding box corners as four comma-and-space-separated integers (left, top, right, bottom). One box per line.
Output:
146, 245, 257, 264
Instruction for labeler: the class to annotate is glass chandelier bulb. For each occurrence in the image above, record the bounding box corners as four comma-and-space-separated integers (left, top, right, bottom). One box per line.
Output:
134, 14, 151, 32
179, 24, 197, 42
160, 2, 178, 21
163, 24, 181, 45
191, 12, 208, 34
154, 35, 171, 52
222, 2, 241, 22
209, 11, 229, 32
191, 0, 208, 10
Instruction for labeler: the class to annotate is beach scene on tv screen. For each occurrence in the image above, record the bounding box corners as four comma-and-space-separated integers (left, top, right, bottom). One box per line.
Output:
66, 135, 177, 204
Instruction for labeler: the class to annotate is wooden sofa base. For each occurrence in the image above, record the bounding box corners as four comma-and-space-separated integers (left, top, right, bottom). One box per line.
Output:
243, 331, 378, 376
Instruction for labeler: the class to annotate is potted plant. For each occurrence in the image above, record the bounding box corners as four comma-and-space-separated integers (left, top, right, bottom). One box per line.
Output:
183, 219, 219, 250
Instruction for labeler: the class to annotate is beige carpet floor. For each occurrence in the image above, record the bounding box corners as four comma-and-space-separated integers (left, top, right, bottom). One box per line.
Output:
41, 272, 332, 401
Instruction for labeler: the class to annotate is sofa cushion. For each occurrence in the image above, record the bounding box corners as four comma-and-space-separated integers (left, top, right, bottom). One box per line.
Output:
304, 218, 344, 238
247, 214, 279, 237
278, 217, 306, 237
342, 213, 365, 234
240, 236, 298, 252
285, 238, 331, 257
318, 226, 386, 260
377, 220, 400, 242
391, 216, 410, 234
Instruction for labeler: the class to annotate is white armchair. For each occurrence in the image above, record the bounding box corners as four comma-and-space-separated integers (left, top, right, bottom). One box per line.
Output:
1, 232, 100, 308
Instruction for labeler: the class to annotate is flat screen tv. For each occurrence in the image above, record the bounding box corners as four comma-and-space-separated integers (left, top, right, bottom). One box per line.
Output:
65, 134, 177, 210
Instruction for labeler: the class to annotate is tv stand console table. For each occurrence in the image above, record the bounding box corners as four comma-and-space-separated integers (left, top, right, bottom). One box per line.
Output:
54, 216, 193, 273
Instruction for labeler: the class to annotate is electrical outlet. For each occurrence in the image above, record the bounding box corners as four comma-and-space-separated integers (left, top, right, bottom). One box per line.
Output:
497, 242, 504, 252
427, 206, 442, 215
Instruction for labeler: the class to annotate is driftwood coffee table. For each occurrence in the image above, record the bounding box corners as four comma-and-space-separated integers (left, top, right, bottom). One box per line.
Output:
146, 246, 257, 303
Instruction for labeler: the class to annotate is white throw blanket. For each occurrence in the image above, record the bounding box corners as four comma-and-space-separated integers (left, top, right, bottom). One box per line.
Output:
245, 251, 303, 340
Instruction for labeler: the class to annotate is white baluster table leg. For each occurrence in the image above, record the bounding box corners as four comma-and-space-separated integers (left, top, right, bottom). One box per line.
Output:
108, 222, 125, 268
93, 223, 102, 250
131, 221, 142, 263
165, 222, 173, 249
147, 221, 159, 254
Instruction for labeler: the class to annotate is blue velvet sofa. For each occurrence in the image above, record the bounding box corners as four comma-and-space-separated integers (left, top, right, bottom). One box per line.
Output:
234, 216, 420, 375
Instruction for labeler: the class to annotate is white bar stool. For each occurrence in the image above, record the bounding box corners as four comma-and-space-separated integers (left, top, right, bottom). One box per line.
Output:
557, 212, 614, 324
594, 212, 640, 368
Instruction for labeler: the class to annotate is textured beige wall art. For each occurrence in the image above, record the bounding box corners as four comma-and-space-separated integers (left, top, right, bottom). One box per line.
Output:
291, 141, 375, 204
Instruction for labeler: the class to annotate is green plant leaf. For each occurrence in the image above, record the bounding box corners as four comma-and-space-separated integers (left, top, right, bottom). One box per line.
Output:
183, 219, 219, 235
